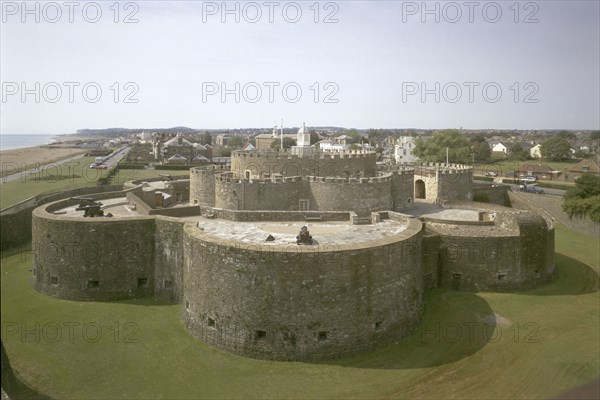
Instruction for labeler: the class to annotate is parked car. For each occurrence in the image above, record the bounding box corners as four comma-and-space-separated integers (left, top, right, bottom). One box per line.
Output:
521, 175, 538, 183
484, 171, 498, 177
519, 184, 544, 194
89, 164, 96, 169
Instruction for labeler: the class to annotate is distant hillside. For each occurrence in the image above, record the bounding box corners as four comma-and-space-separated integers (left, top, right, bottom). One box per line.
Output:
76, 127, 198, 137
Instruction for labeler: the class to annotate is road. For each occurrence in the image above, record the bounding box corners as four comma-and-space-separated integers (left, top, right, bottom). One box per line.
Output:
101, 146, 130, 168
474, 179, 565, 197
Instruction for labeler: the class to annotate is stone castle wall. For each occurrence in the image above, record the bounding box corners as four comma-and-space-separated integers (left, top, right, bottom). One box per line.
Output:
32, 203, 156, 301
206, 170, 415, 214
31, 196, 184, 302
422, 203, 555, 291
190, 165, 228, 207
153, 218, 186, 302
391, 170, 416, 212
414, 163, 473, 202
230, 150, 378, 178
182, 219, 423, 361
214, 175, 303, 211
307, 177, 393, 213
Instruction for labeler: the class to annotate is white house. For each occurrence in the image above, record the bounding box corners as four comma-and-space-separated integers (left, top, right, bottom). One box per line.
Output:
318, 139, 347, 152
394, 136, 418, 163
530, 144, 542, 159
492, 143, 509, 154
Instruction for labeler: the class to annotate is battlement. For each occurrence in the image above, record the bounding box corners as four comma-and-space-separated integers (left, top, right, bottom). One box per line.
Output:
213, 172, 399, 185
191, 165, 231, 175
232, 150, 376, 160
414, 162, 473, 173
306, 174, 393, 184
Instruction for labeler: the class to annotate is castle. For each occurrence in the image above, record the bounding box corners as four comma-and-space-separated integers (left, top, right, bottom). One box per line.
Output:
30, 126, 555, 361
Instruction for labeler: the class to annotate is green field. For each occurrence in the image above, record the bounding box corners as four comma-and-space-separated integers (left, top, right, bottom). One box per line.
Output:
0, 150, 87, 179
0, 157, 110, 209
1, 224, 598, 399
474, 160, 580, 175
0, 162, 185, 209
111, 168, 190, 183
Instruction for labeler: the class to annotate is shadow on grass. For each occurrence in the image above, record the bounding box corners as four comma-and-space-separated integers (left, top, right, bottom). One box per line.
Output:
1, 341, 52, 400
518, 253, 599, 296
319, 289, 498, 370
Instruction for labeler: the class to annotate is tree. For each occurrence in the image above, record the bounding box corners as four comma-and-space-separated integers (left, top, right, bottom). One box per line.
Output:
199, 132, 212, 146
562, 174, 600, 222
368, 129, 382, 142
468, 134, 487, 144
573, 149, 593, 159
228, 136, 243, 148
219, 147, 232, 157
471, 142, 492, 162
413, 129, 471, 163
508, 143, 530, 161
310, 131, 320, 145
271, 137, 296, 150
540, 136, 571, 161
340, 129, 359, 143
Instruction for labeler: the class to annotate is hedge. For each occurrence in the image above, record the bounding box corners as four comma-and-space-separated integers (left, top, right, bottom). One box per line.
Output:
117, 162, 147, 170
154, 164, 197, 170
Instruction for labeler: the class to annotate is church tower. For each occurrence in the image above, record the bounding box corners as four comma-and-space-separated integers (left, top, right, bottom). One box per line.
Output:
297, 122, 310, 146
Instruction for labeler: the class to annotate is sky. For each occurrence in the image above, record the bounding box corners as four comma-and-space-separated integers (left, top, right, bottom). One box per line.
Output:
1, 0, 599, 134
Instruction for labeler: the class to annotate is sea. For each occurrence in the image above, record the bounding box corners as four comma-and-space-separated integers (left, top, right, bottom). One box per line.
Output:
0, 134, 59, 151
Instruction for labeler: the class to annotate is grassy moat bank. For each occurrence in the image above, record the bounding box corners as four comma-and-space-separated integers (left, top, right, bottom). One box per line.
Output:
1, 224, 598, 399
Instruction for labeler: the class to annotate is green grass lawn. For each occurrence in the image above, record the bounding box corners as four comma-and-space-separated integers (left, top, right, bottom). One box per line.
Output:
475, 159, 579, 175
110, 168, 190, 183
0, 157, 110, 209
1, 224, 598, 399
0, 163, 189, 209
0, 150, 87, 179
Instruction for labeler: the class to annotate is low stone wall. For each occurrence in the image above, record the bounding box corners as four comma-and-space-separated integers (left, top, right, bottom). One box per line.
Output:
471, 183, 511, 207
149, 206, 199, 218
124, 175, 189, 188
508, 191, 599, 237
126, 192, 153, 215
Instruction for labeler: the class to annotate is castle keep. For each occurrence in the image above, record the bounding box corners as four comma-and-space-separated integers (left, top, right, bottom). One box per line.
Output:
30, 143, 555, 361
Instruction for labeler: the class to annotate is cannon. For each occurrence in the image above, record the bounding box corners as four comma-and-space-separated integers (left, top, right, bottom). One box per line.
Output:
75, 204, 104, 217
71, 197, 104, 217
296, 226, 314, 245
160, 174, 175, 181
